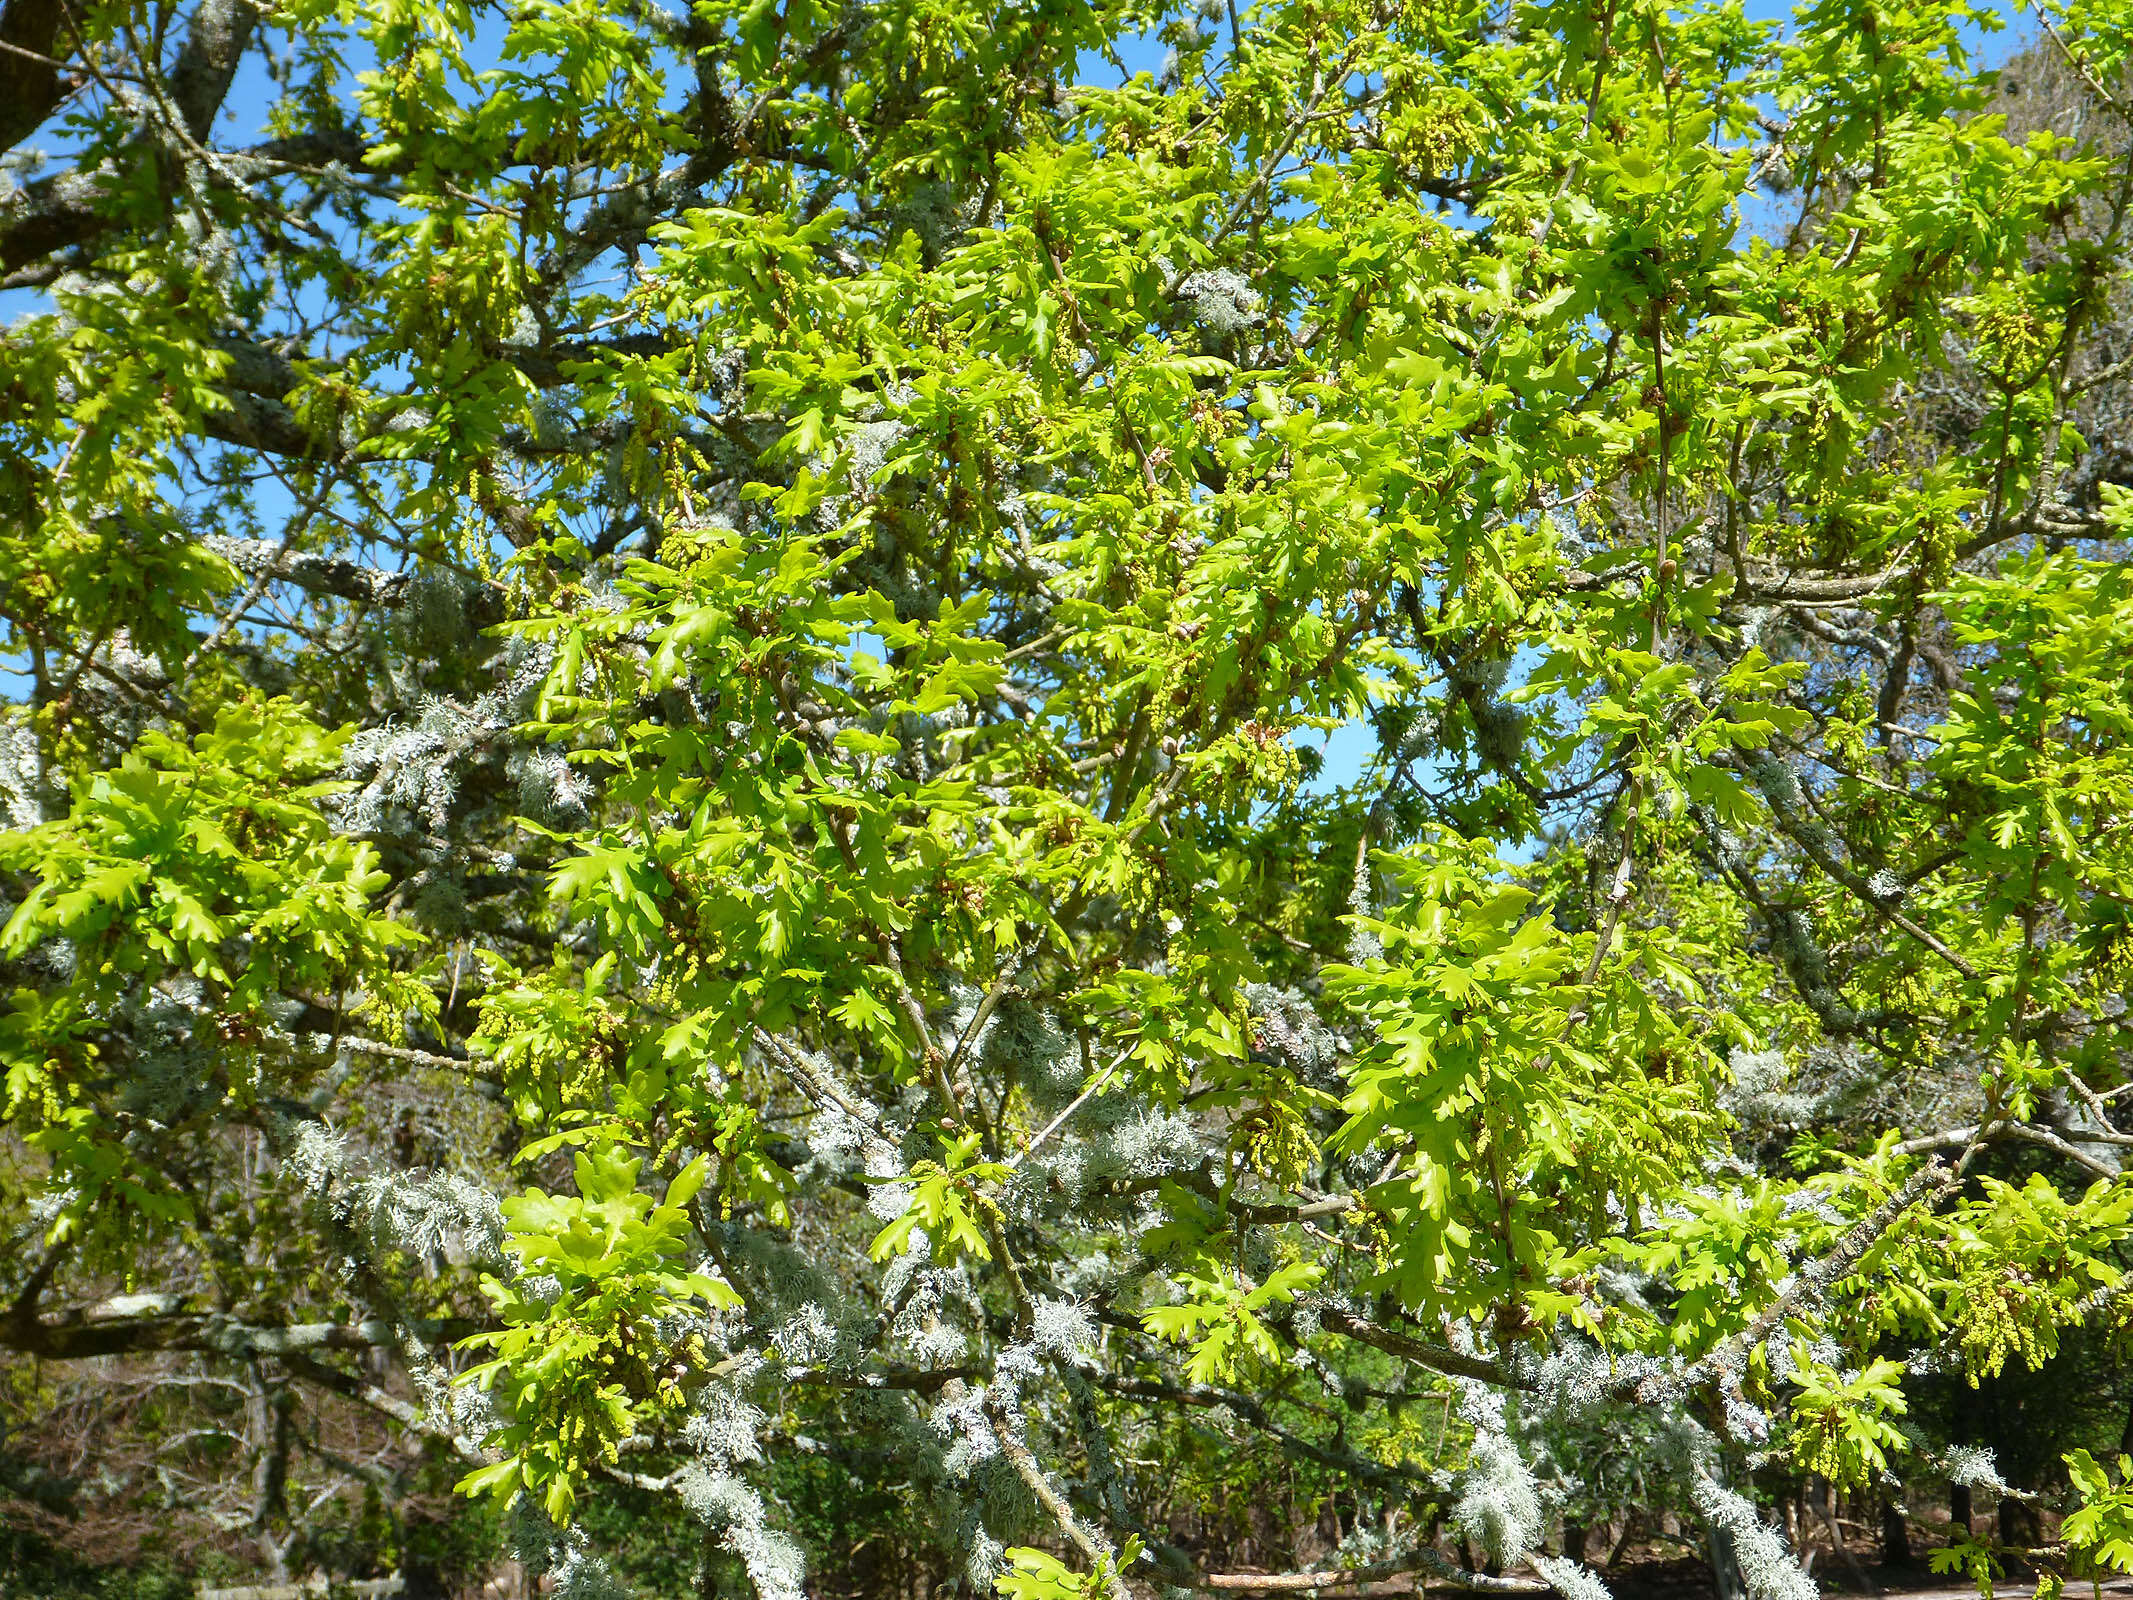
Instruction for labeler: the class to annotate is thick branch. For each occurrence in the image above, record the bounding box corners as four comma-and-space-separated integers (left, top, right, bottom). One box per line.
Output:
278, 1351, 486, 1462
1685, 1158, 1956, 1387
1736, 752, 1978, 979
1096, 1372, 1432, 1493
202, 535, 412, 608
1690, 802, 1903, 1036
0, 0, 69, 152
2, 1305, 477, 1362
1897, 1120, 2118, 1180
1204, 1556, 1549, 1596
781, 1362, 978, 1392
167, 0, 257, 143
1316, 1307, 1530, 1390
0, 0, 256, 271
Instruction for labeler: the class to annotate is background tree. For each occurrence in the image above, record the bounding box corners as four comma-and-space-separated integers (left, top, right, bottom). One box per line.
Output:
4, 0, 2133, 1592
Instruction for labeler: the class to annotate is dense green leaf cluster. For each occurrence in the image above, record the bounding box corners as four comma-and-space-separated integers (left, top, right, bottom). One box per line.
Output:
4, 0, 2133, 1588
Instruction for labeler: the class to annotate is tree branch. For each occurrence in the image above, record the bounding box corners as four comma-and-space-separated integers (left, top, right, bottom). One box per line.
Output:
278, 1350, 486, 1462
201, 535, 413, 608
0, 0, 70, 152
1316, 1307, 1530, 1390
987, 1390, 1134, 1600
1682, 1158, 1957, 1389
1897, 1120, 2119, 1180
0, 0, 256, 271
1095, 1371, 1434, 1494
1204, 1555, 1550, 1595
1, 1306, 478, 1362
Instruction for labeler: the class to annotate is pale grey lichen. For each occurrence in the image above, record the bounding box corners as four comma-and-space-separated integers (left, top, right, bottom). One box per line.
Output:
338, 701, 489, 835
771, 1303, 841, 1368
1245, 984, 1342, 1079
1098, 1110, 1207, 1179
966, 1530, 1008, 1590
929, 1384, 1001, 1479
980, 998, 1080, 1105
1030, 1296, 1096, 1359
867, 1180, 914, 1223
0, 718, 59, 829
1534, 1555, 1615, 1600
549, 1545, 630, 1600
1943, 1445, 2012, 1494
678, 1468, 808, 1600
1534, 1341, 1619, 1422
1177, 269, 1262, 337
510, 748, 594, 827
911, 1317, 971, 1367
1348, 851, 1383, 963
510, 1505, 628, 1600
683, 1380, 767, 1469
1779, 1188, 1845, 1227
1689, 1475, 1816, 1600
1452, 1432, 1545, 1566
281, 1121, 506, 1268
846, 418, 910, 495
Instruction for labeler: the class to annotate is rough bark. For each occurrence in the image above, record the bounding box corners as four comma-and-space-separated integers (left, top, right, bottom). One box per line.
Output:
0, 0, 69, 151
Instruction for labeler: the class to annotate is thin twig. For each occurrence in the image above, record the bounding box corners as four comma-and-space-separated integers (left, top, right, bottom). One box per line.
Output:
1007, 1047, 1132, 1171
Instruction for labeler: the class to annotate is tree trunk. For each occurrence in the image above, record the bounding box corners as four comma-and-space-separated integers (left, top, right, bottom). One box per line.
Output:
1563, 1522, 1588, 1566
699, 1521, 724, 1600
1707, 1516, 1749, 1600
1951, 1482, 1973, 1537
1606, 1515, 1639, 1572
2005, 1497, 2041, 1552
1813, 1476, 1880, 1594
1880, 1496, 1911, 1568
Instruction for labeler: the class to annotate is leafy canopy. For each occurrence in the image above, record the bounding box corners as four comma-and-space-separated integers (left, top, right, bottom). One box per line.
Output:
5, 0, 2133, 1586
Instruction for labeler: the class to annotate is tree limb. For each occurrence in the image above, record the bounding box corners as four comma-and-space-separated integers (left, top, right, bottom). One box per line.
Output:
1094, 1371, 1434, 1493
278, 1350, 486, 1463
1204, 1556, 1550, 1595
1897, 1120, 2119, 1180
1, 1307, 478, 1362
1316, 1307, 1530, 1390
0, 0, 70, 152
